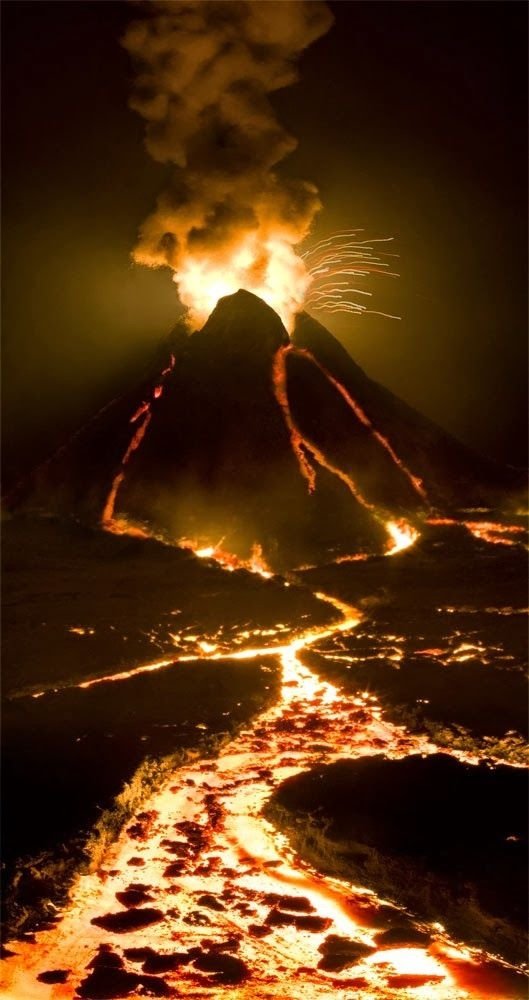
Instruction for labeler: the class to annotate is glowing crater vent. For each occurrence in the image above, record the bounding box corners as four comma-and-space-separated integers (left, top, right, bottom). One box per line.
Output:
175, 235, 312, 333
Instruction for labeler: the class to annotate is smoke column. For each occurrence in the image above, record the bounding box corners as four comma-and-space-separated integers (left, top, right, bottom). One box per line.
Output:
122, 0, 334, 328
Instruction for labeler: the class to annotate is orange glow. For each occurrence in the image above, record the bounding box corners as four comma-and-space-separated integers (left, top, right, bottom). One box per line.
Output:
385, 518, 420, 555
335, 551, 370, 563
129, 400, 150, 424
178, 537, 272, 579
272, 347, 376, 513
101, 412, 151, 528
427, 516, 527, 547
271, 345, 421, 557
176, 234, 312, 333
101, 358, 180, 531
2, 581, 515, 999
302, 230, 401, 320
367, 946, 451, 978
464, 520, 526, 546
293, 346, 429, 504
271, 345, 317, 491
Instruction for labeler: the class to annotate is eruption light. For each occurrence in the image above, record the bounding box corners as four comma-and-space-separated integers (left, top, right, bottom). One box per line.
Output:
302, 229, 401, 320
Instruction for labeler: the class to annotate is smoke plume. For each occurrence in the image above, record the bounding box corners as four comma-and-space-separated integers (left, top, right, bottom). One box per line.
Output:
122, 0, 334, 328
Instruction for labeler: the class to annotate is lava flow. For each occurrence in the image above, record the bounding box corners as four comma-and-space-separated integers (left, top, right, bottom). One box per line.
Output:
291, 345, 428, 504
427, 517, 527, 548
177, 538, 272, 579
272, 344, 421, 556
1, 582, 520, 1000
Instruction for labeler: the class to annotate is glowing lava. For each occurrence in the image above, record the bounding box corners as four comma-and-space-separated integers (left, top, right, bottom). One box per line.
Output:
427, 517, 527, 548
178, 538, 272, 578
176, 235, 312, 333
1, 585, 520, 1000
271, 345, 317, 492
292, 345, 429, 504
385, 518, 420, 555
176, 228, 401, 333
272, 344, 421, 556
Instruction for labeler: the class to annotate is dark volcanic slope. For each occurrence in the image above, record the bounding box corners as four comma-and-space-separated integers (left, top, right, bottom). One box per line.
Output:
117, 291, 391, 568
292, 312, 520, 508
7, 290, 520, 570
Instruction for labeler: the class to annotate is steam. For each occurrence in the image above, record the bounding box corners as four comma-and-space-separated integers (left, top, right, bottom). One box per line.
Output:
122, 0, 334, 328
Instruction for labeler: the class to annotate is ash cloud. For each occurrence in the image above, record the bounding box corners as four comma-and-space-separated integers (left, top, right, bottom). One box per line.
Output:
122, 0, 334, 294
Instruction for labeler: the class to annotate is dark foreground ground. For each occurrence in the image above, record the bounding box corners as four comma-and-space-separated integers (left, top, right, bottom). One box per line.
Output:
267, 753, 527, 965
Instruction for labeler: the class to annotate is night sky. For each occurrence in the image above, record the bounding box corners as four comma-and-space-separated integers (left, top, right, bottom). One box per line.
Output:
2, 0, 527, 486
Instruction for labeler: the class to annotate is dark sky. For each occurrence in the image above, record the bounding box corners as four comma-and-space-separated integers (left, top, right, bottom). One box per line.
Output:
2, 0, 527, 485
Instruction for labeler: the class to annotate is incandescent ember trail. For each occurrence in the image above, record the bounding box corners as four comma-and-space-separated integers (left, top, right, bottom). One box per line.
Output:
302, 230, 401, 320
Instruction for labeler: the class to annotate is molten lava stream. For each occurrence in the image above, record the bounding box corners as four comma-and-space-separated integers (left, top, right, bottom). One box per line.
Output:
1, 590, 518, 1000
291, 345, 429, 505
271, 345, 420, 558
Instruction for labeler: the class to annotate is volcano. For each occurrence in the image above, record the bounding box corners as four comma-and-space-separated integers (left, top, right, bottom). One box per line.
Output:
3, 292, 528, 999
10, 290, 519, 572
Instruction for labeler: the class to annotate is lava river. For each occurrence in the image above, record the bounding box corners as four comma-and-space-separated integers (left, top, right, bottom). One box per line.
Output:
1, 585, 524, 1000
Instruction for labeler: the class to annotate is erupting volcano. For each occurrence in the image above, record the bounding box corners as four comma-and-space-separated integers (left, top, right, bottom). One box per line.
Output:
12, 288, 518, 575
2, 2, 527, 999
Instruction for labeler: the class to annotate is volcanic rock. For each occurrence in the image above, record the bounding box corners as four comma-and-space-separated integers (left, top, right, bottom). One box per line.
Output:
292, 311, 520, 508
115, 887, 154, 908
8, 289, 516, 571
374, 926, 431, 947
317, 934, 374, 972
36, 969, 70, 984
196, 893, 225, 911
191, 950, 249, 984
90, 906, 164, 933
265, 909, 331, 932
268, 753, 527, 963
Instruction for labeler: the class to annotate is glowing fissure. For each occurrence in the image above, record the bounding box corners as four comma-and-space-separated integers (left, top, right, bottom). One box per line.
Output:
178, 538, 272, 579
293, 346, 429, 504
272, 345, 420, 556
28, 589, 359, 700
101, 357, 178, 531
2, 589, 501, 1000
271, 346, 317, 492
272, 346, 375, 512
384, 517, 420, 555
427, 517, 527, 548
101, 411, 152, 529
